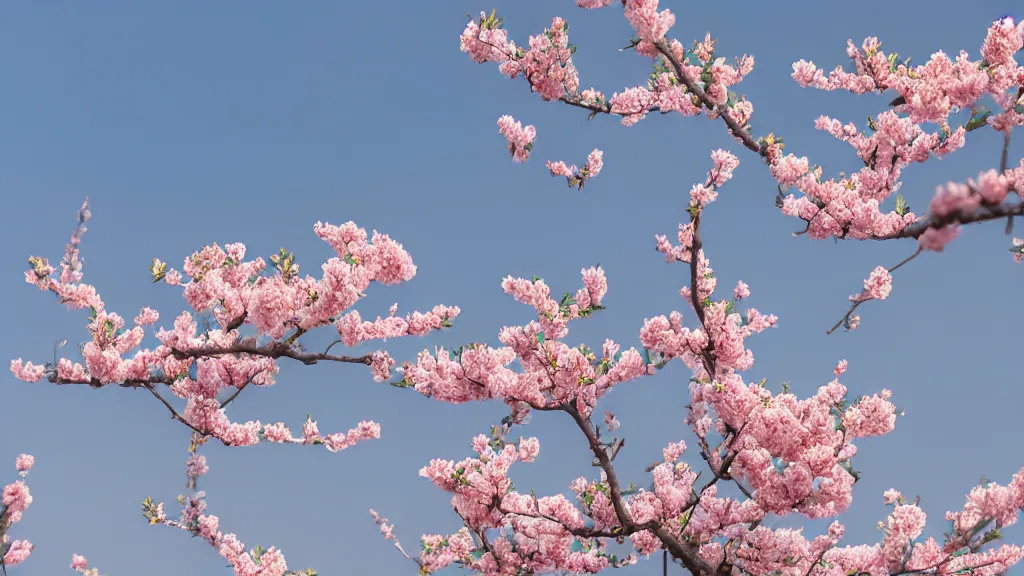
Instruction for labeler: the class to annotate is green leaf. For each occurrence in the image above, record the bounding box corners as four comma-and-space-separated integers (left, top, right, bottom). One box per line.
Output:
838, 460, 861, 482
537, 332, 545, 344
560, 292, 577, 308
966, 109, 993, 131
895, 193, 910, 216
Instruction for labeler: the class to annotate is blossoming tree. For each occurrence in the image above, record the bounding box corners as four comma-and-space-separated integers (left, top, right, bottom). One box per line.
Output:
3, 1, 1024, 575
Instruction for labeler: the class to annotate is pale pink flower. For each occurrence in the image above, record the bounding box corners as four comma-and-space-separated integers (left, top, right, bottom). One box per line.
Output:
852, 266, 892, 302
517, 437, 540, 462
834, 359, 849, 377
2, 540, 33, 566
734, 281, 750, 300
497, 115, 536, 163
14, 454, 33, 474
883, 489, 903, 505
10, 359, 45, 382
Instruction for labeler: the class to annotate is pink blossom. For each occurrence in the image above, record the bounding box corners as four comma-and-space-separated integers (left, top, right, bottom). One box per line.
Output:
134, 306, 160, 327
733, 281, 750, 300
623, 0, 676, 42
851, 266, 893, 302
2, 480, 32, 513
370, 350, 396, 382
547, 149, 603, 189
834, 359, 849, 376
517, 437, 540, 462
10, 359, 45, 382
883, 489, 903, 504
497, 115, 536, 163
14, 454, 33, 474
918, 225, 960, 252
2, 540, 33, 566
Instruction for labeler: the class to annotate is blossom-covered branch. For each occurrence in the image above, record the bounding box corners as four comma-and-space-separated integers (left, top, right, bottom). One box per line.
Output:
135, 447, 319, 576
11, 200, 458, 448
59, 446, 321, 576
460, 2, 1024, 328
0, 455, 35, 570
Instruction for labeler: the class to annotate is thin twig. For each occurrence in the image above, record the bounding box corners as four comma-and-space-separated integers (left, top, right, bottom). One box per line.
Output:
827, 247, 922, 335
143, 383, 207, 436
1000, 130, 1012, 173
219, 375, 250, 409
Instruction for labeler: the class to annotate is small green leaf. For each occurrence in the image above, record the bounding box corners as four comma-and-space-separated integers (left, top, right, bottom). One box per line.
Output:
895, 193, 910, 216
966, 109, 993, 131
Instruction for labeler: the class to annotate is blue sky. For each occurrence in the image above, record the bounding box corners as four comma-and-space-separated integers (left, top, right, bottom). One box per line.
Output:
1, 1, 1022, 574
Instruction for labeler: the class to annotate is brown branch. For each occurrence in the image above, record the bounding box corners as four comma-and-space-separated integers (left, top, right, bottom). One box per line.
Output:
142, 383, 207, 437
497, 503, 657, 539
172, 340, 372, 366
686, 208, 720, 378
652, 40, 767, 159
563, 404, 715, 576
219, 375, 250, 409
1000, 130, 1012, 174
873, 199, 1024, 241
51, 375, 174, 389
224, 312, 248, 333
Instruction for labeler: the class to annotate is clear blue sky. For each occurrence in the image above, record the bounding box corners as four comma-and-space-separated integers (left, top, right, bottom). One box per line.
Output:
2, 1, 1022, 574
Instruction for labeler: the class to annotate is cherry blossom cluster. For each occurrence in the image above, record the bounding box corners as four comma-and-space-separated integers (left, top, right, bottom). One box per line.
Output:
69, 554, 104, 576
0, 454, 35, 569
547, 149, 604, 189
461, 4, 755, 133
497, 115, 535, 162
783, 22, 1024, 250
10, 199, 458, 448
462, 2, 1024, 326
